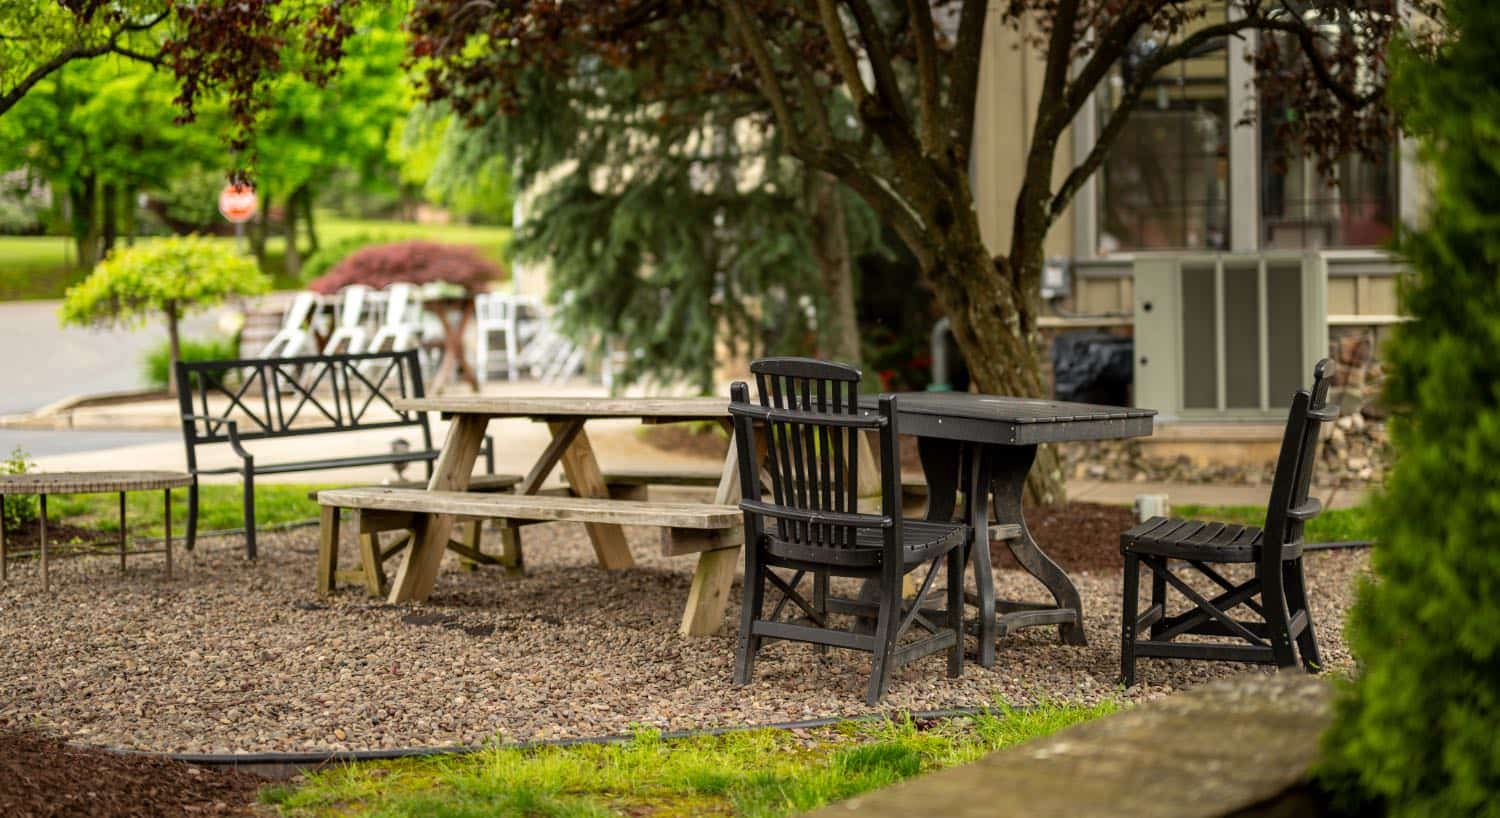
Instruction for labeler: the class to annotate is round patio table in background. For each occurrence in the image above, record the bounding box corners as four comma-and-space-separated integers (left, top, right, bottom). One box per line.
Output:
0, 471, 192, 591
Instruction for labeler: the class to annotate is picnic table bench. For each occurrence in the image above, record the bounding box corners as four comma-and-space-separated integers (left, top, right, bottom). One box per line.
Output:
316, 396, 775, 635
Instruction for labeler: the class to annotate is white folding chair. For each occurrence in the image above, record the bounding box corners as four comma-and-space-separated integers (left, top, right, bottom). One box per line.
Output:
321, 285, 373, 356
257, 291, 319, 358
367, 282, 424, 354
474, 292, 521, 383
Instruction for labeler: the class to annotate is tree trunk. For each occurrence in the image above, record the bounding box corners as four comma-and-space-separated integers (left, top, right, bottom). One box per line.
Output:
300, 185, 319, 253
248, 191, 269, 267
122, 187, 137, 246
924, 216, 1066, 507
100, 182, 118, 258
165, 302, 182, 397
282, 192, 302, 278
70, 174, 100, 270
808, 171, 861, 367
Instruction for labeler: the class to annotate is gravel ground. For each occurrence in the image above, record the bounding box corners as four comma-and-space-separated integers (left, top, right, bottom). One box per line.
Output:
0, 520, 1368, 753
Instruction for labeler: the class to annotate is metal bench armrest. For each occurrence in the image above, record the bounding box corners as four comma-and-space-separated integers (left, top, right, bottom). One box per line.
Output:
181, 414, 253, 463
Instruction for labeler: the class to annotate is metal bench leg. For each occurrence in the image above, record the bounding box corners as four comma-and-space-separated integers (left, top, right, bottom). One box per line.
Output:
119, 492, 127, 574
242, 466, 257, 560
186, 479, 199, 552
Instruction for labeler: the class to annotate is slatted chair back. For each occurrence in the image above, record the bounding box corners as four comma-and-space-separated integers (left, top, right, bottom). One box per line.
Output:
729, 357, 902, 566
1260, 359, 1336, 580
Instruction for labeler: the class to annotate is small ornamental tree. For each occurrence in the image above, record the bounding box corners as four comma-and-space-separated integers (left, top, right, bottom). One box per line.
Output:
305, 240, 504, 295
1322, 2, 1500, 815
60, 236, 270, 395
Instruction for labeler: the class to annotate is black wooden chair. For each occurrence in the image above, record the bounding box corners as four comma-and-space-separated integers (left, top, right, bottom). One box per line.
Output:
729, 357, 970, 704
1120, 359, 1337, 686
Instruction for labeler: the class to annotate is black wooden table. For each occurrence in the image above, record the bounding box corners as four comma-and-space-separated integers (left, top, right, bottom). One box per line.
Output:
864, 393, 1156, 668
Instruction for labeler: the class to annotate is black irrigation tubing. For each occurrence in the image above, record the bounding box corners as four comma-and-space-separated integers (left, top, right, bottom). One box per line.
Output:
1303, 540, 1373, 551
97, 705, 1017, 774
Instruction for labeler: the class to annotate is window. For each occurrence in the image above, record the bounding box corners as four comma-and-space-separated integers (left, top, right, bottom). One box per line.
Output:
1258, 21, 1397, 249
1096, 8, 1231, 253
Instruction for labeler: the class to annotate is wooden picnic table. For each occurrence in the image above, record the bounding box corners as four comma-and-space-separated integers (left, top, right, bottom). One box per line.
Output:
386, 396, 748, 635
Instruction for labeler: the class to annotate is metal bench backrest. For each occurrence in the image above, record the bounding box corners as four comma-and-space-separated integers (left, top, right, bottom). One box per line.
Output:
175, 350, 433, 464
1261, 358, 1336, 580
729, 357, 903, 564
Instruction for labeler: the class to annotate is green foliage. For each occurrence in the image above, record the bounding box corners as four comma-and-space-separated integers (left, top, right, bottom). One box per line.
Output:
299, 232, 392, 283
40, 482, 329, 538
267, 701, 1117, 817
442, 56, 887, 393
59, 236, 269, 329
1, 447, 38, 532
142, 336, 240, 389
1322, 4, 1500, 815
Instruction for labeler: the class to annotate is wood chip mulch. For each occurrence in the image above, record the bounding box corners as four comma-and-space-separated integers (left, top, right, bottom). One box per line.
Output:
1008, 502, 1138, 572
0, 730, 263, 818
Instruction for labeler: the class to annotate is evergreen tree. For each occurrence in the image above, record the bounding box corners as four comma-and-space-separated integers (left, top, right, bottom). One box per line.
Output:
1324, 3, 1500, 815
426, 56, 884, 392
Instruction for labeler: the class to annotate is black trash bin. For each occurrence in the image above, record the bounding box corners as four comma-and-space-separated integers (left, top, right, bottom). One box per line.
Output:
1052, 331, 1133, 406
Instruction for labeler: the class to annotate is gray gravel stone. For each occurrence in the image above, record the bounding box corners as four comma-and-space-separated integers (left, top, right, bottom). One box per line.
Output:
0, 522, 1366, 752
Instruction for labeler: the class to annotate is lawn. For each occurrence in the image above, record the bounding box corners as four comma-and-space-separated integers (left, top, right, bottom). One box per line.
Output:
0, 216, 512, 300
1171, 502, 1374, 543
19, 482, 332, 540
263, 702, 1119, 818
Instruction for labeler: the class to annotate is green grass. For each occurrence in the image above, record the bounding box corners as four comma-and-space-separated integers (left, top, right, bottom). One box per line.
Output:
31, 482, 334, 541
0, 216, 512, 300
1170, 502, 1375, 543
263, 701, 1119, 818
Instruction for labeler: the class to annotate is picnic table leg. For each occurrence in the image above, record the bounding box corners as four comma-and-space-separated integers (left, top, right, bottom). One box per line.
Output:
549, 421, 634, 570
388, 414, 490, 603
679, 429, 748, 637
316, 505, 340, 594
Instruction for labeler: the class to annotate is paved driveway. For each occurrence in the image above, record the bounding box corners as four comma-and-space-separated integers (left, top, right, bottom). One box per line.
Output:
0, 299, 217, 414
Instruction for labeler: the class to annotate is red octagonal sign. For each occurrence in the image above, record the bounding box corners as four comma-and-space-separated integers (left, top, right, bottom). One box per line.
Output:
218, 183, 258, 224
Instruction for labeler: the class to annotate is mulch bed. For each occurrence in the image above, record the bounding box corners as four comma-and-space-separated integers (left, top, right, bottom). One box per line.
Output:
1, 520, 117, 551
1007, 502, 1139, 573
0, 730, 263, 818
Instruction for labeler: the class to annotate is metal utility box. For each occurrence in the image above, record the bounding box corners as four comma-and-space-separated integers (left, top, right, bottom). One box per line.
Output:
1132, 252, 1327, 422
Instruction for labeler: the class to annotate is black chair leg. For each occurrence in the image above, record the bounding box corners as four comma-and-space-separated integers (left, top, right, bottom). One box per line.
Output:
1149, 563, 1166, 638
946, 546, 964, 679
185, 480, 199, 552
733, 553, 767, 686
813, 570, 830, 655
1120, 551, 1139, 687
866, 571, 902, 705
1285, 559, 1322, 672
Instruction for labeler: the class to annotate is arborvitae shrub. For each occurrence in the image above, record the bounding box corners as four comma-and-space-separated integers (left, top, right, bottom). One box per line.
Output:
306, 240, 504, 294
1324, 3, 1500, 815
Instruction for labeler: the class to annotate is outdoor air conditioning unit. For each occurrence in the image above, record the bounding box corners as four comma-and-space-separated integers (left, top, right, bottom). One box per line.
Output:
1132, 252, 1328, 423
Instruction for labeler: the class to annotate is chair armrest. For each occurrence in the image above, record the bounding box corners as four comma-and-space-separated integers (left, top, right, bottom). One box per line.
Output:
181, 414, 254, 462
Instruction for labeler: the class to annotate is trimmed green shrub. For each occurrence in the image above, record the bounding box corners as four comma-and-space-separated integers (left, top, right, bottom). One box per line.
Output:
59, 236, 270, 394
1323, 4, 1500, 816
142, 336, 240, 390
1, 447, 37, 532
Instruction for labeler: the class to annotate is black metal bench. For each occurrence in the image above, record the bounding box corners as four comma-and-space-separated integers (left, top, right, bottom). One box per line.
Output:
175, 349, 494, 558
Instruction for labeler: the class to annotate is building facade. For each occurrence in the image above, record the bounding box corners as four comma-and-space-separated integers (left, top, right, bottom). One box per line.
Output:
969, 2, 1416, 424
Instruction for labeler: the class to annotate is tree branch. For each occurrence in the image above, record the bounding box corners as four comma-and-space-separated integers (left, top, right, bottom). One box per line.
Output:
948, 0, 987, 162
815, 0, 874, 109
723, 0, 809, 157
904, 0, 942, 153
840, 0, 911, 124
1, 11, 169, 117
